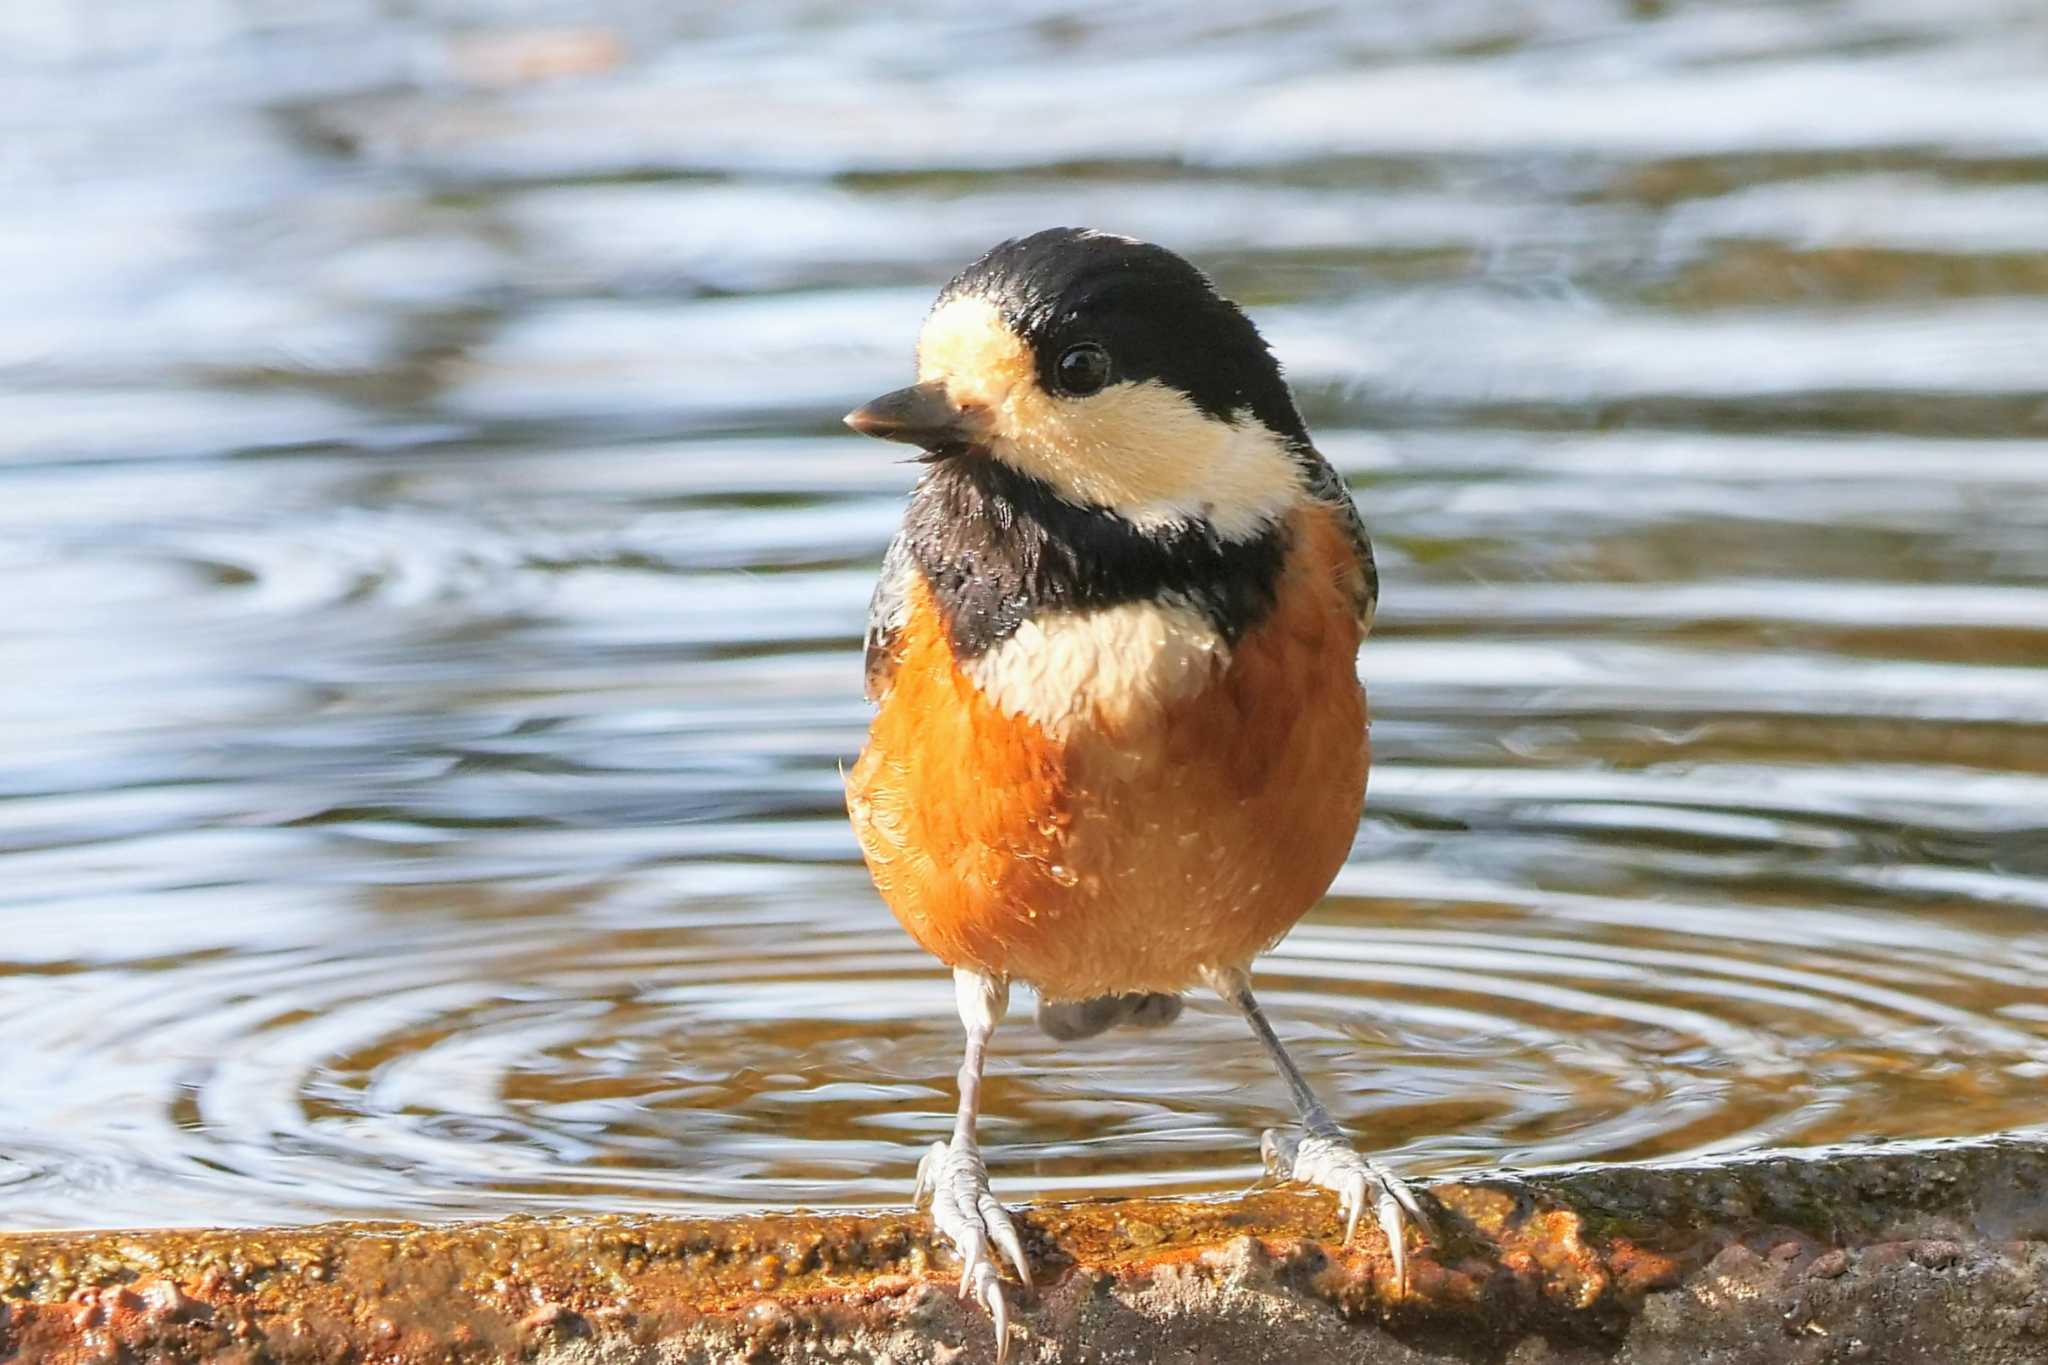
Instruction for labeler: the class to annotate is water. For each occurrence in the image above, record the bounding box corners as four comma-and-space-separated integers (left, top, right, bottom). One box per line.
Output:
3, 0, 2047, 1230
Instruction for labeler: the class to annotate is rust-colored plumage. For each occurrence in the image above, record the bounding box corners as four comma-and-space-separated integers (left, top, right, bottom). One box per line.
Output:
847, 503, 1367, 1000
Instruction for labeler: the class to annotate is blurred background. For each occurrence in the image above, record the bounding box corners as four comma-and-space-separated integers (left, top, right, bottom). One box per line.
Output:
4, 0, 2047, 1230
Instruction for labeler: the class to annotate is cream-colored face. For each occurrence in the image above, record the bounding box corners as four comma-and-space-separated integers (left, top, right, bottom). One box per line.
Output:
915, 295, 1302, 540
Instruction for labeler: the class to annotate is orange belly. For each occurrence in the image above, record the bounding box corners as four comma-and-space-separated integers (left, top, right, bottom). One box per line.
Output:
846, 504, 1368, 1000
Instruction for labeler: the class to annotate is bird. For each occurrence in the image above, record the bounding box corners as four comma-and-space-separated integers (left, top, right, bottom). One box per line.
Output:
842, 228, 1431, 1355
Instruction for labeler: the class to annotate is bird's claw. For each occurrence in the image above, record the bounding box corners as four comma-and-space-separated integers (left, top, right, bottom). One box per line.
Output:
913, 1138, 1029, 1363
1262, 1128, 1431, 1293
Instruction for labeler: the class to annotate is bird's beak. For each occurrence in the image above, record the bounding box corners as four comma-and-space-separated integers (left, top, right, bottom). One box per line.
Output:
843, 382, 990, 457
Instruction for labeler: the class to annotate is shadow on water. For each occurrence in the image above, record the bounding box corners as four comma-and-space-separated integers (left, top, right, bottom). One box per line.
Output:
1, 0, 2045, 1227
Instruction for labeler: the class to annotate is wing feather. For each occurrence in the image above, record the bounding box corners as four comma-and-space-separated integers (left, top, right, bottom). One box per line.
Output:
863, 529, 916, 703
1296, 447, 1379, 632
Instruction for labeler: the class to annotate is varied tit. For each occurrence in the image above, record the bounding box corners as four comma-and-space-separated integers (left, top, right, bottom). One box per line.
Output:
844, 228, 1430, 1360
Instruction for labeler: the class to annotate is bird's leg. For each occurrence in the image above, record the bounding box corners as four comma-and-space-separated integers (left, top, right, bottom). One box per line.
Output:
913, 967, 1029, 1360
1204, 964, 1434, 1291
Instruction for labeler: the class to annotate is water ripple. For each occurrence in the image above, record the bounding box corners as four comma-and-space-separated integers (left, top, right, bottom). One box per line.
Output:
2, 0, 2045, 1230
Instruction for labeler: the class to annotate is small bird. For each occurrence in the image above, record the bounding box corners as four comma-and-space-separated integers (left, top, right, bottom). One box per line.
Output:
843, 229, 1431, 1351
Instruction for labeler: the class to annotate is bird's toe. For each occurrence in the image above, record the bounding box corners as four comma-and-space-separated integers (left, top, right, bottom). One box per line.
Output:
1262, 1127, 1432, 1293
912, 1138, 1027, 1362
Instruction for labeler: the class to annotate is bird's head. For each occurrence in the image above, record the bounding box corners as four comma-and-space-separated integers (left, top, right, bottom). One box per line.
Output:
845, 228, 1310, 541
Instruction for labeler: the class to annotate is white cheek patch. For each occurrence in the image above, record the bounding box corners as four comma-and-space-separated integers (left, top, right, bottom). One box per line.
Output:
916, 295, 1305, 543
1032, 390, 1300, 541
964, 599, 1229, 737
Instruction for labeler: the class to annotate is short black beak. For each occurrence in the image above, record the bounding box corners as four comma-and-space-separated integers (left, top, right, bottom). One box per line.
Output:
843, 382, 986, 456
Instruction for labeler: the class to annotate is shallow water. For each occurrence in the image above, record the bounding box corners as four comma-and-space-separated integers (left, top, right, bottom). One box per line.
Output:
3, 0, 2047, 1229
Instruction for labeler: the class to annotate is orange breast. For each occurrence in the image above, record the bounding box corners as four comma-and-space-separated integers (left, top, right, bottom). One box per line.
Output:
845, 503, 1368, 1000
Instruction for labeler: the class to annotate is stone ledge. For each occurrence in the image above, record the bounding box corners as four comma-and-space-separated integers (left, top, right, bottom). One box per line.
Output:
3, 1135, 2045, 1363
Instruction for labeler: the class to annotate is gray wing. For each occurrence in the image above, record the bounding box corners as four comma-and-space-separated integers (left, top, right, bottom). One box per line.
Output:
862, 529, 916, 703
1297, 447, 1379, 632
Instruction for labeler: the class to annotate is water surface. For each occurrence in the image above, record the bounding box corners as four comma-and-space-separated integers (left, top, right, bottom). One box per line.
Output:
3, 0, 2047, 1228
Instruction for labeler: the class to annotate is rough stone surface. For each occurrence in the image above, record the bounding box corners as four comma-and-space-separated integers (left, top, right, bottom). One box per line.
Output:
2, 1137, 2044, 1363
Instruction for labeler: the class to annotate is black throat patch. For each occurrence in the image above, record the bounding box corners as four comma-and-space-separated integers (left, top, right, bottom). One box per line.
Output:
901, 458, 1290, 660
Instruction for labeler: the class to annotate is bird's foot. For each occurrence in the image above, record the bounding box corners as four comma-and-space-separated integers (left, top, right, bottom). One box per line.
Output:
1262, 1128, 1433, 1292
913, 1138, 1030, 1362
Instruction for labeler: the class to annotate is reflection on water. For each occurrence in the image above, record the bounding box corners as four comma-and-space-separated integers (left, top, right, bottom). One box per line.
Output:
3, 0, 2047, 1229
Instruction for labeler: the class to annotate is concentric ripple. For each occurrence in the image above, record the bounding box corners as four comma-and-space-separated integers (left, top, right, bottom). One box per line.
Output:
4, 858, 2043, 1228
5, 0, 2048, 1230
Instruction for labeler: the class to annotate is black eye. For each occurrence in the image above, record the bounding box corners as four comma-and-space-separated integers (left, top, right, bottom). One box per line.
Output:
1054, 342, 1111, 396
